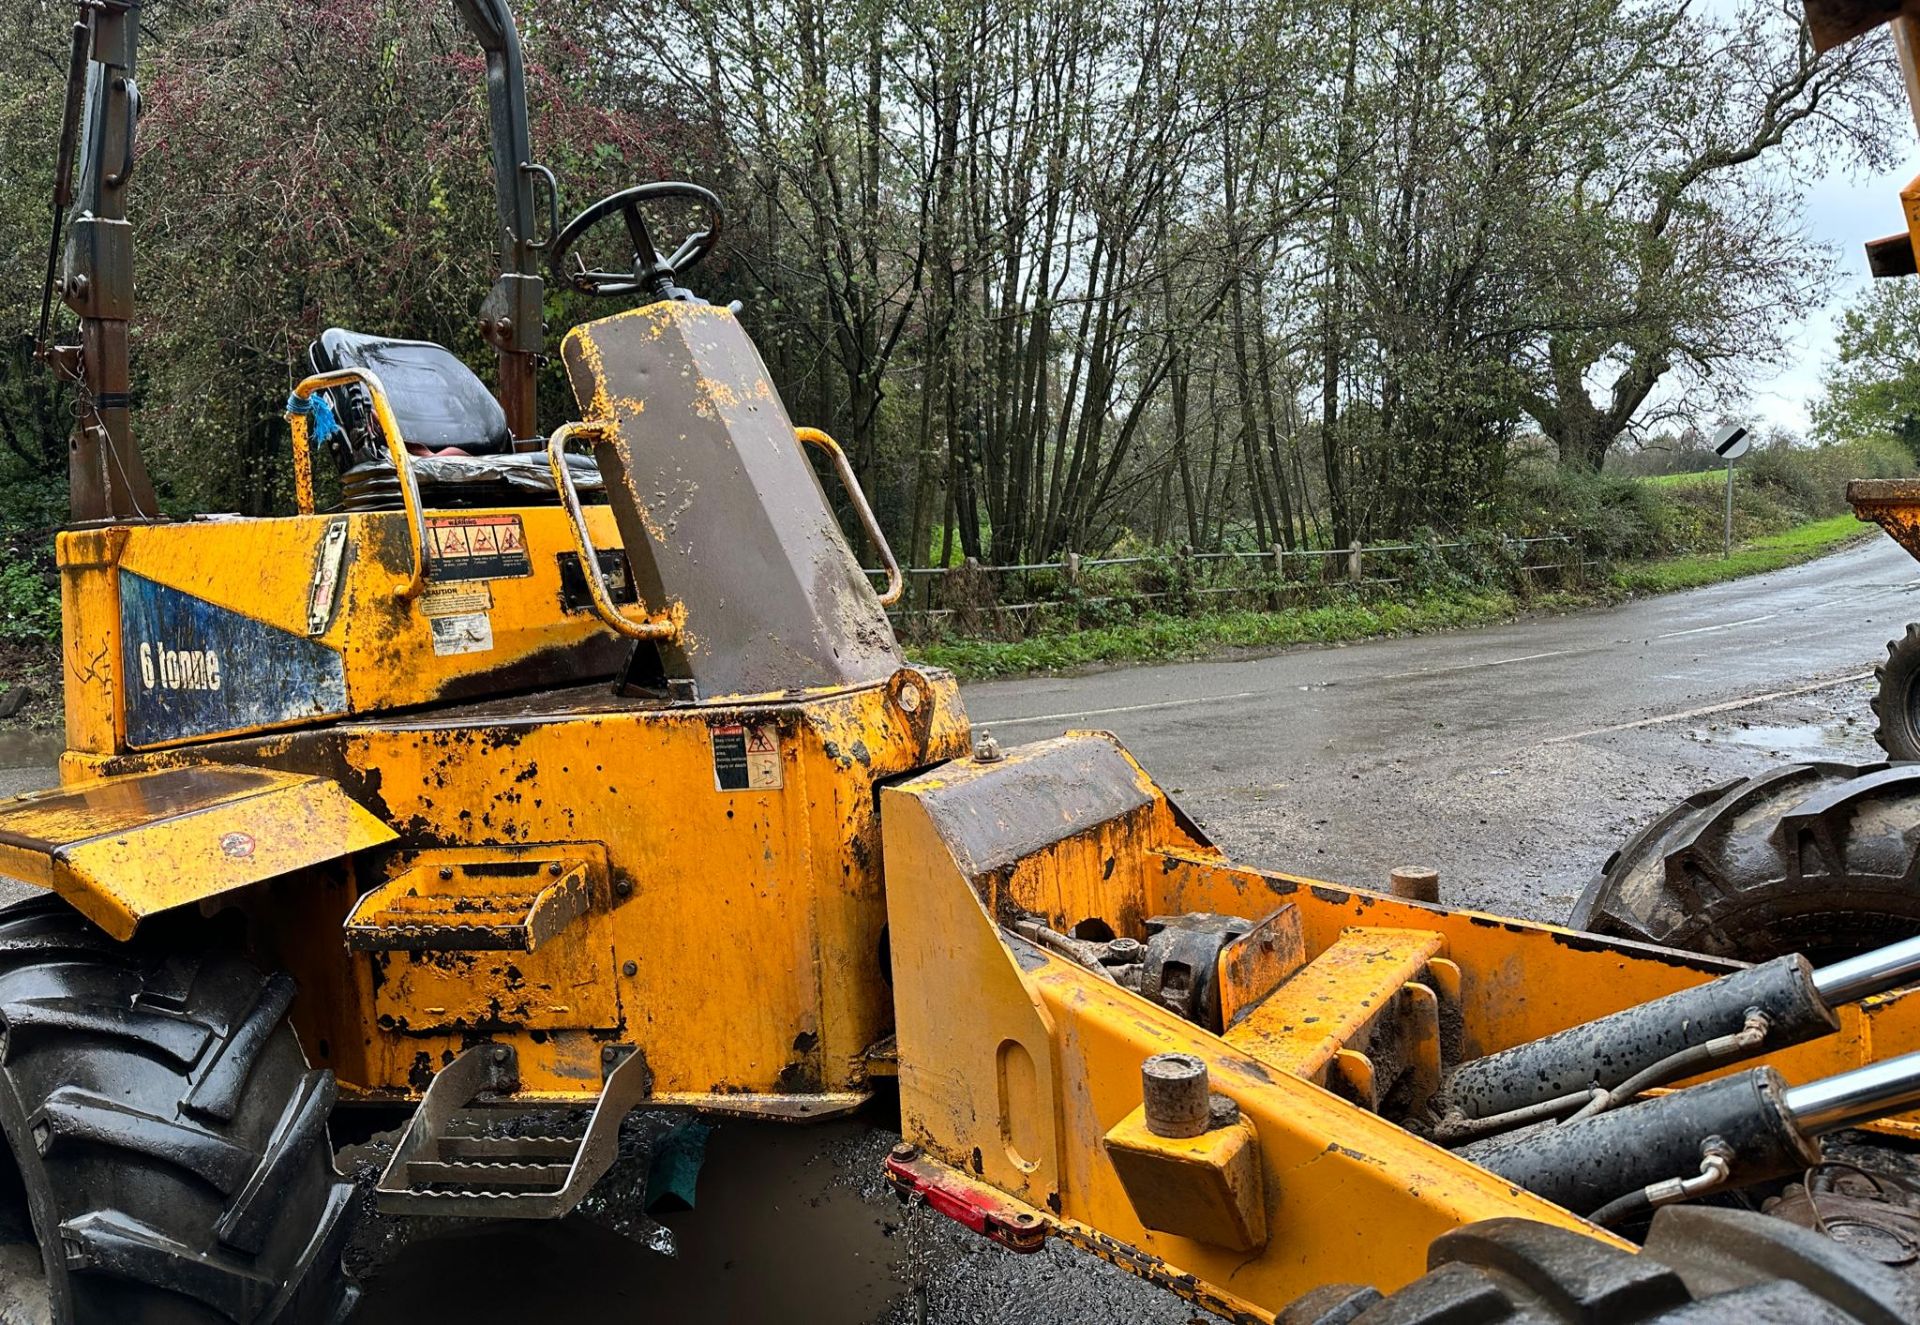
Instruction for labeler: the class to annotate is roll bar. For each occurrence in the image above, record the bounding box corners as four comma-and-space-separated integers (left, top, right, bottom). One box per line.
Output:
39, 0, 552, 522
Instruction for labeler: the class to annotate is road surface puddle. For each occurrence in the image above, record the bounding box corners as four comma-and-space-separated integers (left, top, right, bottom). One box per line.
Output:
1711, 722, 1851, 759
351, 1118, 907, 1323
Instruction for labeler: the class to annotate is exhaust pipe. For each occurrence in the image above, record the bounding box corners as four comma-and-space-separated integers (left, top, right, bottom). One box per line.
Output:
1444, 935, 1920, 1122
1467, 1049, 1920, 1221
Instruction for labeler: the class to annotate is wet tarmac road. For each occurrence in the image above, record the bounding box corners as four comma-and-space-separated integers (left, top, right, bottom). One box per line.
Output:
963, 535, 1920, 922
1, 537, 1914, 1321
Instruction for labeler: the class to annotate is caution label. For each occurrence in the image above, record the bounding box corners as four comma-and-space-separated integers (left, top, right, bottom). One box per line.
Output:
427, 515, 532, 581
711, 722, 783, 791
419, 583, 494, 619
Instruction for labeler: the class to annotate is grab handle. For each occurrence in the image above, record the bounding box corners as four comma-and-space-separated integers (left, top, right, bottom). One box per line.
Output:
545, 422, 680, 641
287, 368, 427, 600
795, 427, 902, 607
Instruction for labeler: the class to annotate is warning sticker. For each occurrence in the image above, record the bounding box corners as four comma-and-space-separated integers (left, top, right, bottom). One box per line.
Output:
427, 515, 532, 581
711, 722, 783, 791
429, 613, 495, 656
419, 582, 494, 619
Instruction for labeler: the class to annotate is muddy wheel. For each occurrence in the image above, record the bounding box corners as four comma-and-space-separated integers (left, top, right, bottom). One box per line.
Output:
1874, 624, 1920, 762
1278, 1209, 1919, 1322
0, 896, 357, 1324
1569, 761, 1920, 964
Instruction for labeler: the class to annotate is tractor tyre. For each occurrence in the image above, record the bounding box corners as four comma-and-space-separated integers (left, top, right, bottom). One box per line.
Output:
1278, 1210, 1920, 1323
1569, 761, 1920, 964
0, 895, 358, 1325
1873, 623, 1920, 762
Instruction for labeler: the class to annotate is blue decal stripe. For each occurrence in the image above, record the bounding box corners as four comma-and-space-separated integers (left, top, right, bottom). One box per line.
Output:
119, 573, 348, 746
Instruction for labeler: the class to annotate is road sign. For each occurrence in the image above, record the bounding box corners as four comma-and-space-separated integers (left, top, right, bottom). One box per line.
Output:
1712, 423, 1750, 560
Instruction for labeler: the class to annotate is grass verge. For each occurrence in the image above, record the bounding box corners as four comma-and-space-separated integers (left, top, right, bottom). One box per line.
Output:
913, 515, 1877, 681
912, 591, 1528, 680
1610, 514, 1870, 595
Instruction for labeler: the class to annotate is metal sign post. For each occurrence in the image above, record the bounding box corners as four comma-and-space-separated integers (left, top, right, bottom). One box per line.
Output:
1714, 423, 1751, 559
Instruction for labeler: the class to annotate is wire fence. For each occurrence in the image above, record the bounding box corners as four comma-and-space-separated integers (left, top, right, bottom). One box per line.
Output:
866, 534, 1602, 639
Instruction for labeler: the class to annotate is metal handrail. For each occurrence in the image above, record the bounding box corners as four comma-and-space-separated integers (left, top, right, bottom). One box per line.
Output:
795, 426, 903, 607
543, 422, 680, 642
286, 368, 428, 600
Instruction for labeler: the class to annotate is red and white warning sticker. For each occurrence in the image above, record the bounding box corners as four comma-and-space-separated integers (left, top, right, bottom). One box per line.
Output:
426, 514, 532, 581
711, 722, 783, 791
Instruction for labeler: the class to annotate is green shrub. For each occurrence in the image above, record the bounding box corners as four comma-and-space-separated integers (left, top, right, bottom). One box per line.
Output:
1505, 460, 1664, 561
0, 559, 58, 645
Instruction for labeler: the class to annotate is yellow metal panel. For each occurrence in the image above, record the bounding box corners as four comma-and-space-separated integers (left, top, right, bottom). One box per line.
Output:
0, 765, 394, 939
60, 504, 634, 753
1223, 926, 1444, 1080
67, 670, 971, 1107
1148, 845, 1920, 1130
881, 756, 1620, 1319
1103, 1106, 1265, 1251
57, 527, 128, 755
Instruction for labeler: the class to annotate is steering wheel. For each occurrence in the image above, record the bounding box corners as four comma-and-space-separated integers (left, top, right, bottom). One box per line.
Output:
548, 181, 724, 300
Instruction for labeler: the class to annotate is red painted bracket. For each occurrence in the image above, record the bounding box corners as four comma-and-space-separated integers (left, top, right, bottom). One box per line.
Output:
884, 1144, 1050, 1253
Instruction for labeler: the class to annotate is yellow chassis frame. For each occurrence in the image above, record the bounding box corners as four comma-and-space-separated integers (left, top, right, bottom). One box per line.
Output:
880, 734, 1920, 1320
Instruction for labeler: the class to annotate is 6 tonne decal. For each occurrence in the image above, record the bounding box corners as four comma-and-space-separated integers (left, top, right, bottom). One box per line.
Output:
120, 573, 349, 746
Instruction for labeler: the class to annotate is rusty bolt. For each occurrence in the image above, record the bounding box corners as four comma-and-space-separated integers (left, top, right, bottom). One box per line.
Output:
603, 1046, 618, 1061
1389, 866, 1440, 904
1142, 1053, 1210, 1138
1103, 937, 1143, 963
439, 866, 454, 881
549, 862, 563, 876
973, 730, 1004, 763
622, 961, 638, 977
67, 273, 88, 299
890, 1141, 919, 1161
492, 1046, 508, 1064
614, 879, 633, 897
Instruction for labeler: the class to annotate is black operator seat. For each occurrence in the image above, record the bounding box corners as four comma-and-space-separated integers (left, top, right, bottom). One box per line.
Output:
309, 328, 513, 460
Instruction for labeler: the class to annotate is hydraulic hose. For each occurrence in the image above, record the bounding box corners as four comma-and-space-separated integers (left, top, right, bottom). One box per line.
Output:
1444, 933, 1920, 1122
1468, 1049, 1920, 1221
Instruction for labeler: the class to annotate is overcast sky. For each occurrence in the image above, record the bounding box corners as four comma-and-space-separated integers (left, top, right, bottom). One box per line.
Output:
1752, 145, 1920, 433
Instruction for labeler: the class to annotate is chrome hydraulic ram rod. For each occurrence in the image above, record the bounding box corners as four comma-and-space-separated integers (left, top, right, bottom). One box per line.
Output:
1811, 934, 1920, 1006
1444, 934, 1920, 1121
1784, 1047, 1920, 1133
1469, 1049, 1920, 1219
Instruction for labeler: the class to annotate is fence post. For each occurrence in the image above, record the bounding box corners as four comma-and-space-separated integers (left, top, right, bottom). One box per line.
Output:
1348, 543, 1363, 585
1065, 551, 1081, 587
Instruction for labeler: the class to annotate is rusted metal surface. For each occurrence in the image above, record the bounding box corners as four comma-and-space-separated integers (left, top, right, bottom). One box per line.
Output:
881, 730, 1920, 1314
1766, 1159, 1920, 1265
1389, 865, 1440, 902
54, 2, 159, 524
1849, 478, 1920, 563
63, 666, 972, 1111
344, 848, 600, 952
1216, 903, 1307, 1028
0, 765, 394, 938
560, 303, 904, 700
375, 1041, 654, 1217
